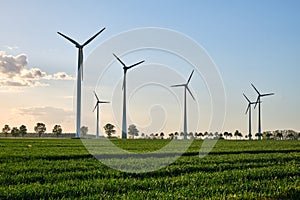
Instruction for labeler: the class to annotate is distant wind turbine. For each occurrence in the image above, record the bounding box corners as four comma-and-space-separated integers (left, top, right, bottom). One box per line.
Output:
171, 70, 195, 140
251, 84, 274, 140
113, 53, 145, 139
57, 28, 105, 137
93, 91, 109, 139
243, 93, 257, 140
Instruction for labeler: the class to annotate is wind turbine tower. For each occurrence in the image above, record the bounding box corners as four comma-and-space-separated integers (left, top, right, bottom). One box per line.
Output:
251, 84, 274, 140
57, 28, 105, 137
171, 70, 195, 140
113, 53, 145, 139
93, 91, 109, 138
243, 93, 257, 140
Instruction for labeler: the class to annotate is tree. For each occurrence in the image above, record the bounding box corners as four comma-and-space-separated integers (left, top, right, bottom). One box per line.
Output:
219, 133, 224, 139
198, 132, 204, 138
160, 132, 164, 139
264, 131, 273, 140
228, 132, 233, 139
223, 131, 229, 139
194, 132, 198, 138
103, 123, 116, 138
189, 132, 194, 139
2, 125, 11, 137
53, 125, 62, 137
174, 132, 179, 139
34, 123, 46, 137
234, 130, 240, 140
169, 133, 174, 139
274, 130, 283, 140
255, 132, 262, 139
287, 130, 297, 140
204, 131, 208, 137
150, 133, 154, 139
11, 127, 20, 137
80, 126, 88, 137
238, 132, 243, 139
214, 132, 219, 138
128, 124, 139, 139
19, 125, 27, 137
180, 132, 184, 137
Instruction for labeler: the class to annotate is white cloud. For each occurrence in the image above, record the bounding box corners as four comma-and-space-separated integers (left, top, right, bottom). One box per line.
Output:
52, 72, 74, 80
0, 51, 74, 87
20, 68, 47, 79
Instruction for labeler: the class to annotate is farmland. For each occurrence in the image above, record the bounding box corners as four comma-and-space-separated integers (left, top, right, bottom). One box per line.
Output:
0, 139, 299, 199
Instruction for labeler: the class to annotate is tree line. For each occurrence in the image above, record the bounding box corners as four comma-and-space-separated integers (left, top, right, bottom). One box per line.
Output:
1, 123, 62, 137
1, 123, 299, 140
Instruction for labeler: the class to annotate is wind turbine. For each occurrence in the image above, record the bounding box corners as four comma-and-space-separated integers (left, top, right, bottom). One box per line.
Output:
243, 93, 257, 140
57, 28, 105, 138
93, 91, 109, 139
113, 53, 145, 139
171, 70, 195, 140
251, 84, 274, 140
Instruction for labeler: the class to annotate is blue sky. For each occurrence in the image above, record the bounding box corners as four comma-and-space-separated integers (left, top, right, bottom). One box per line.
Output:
0, 0, 299, 135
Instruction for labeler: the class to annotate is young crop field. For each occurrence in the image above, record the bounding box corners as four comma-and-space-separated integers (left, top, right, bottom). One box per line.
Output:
0, 139, 299, 199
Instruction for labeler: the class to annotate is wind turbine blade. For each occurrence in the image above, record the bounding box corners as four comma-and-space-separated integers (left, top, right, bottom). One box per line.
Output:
57, 32, 80, 47
128, 60, 145, 69
261, 93, 275, 97
82, 27, 105, 47
245, 104, 250, 114
251, 83, 260, 95
99, 101, 110, 104
187, 70, 194, 84
186, 86, 195, 100
93, 91, 100, 101
171, 84, 185, 87
93, 103, 98, 112
254, 96, 259, 109
113, 53, 127, 68
243, 93, 251, 103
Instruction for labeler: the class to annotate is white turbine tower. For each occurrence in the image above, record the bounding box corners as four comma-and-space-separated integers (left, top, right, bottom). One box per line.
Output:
57, 28, 105, 138
113, 53, 145, 139
251, 84, 274, 140
93, 91, 109, 139
171, 70, 195, 140
243, 93, 257, 140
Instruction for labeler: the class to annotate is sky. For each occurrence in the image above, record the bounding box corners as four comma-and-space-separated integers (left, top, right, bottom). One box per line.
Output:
0, 0, 299, 136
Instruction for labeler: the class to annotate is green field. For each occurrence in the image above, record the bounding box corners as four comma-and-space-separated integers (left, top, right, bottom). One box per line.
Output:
0, 139, 299, 199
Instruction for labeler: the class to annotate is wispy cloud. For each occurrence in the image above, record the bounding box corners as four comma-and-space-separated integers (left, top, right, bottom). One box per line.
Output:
0, 51, 74, 88
0, 79, 48, 87
16, 106, 74, 124
4, 45, 19, 51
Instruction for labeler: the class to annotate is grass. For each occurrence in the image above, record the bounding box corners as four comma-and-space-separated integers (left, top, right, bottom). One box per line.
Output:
0, 139, 299, 199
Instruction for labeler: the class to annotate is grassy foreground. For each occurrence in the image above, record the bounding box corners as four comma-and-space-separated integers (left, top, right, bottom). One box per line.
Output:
0, 139, 299, 199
